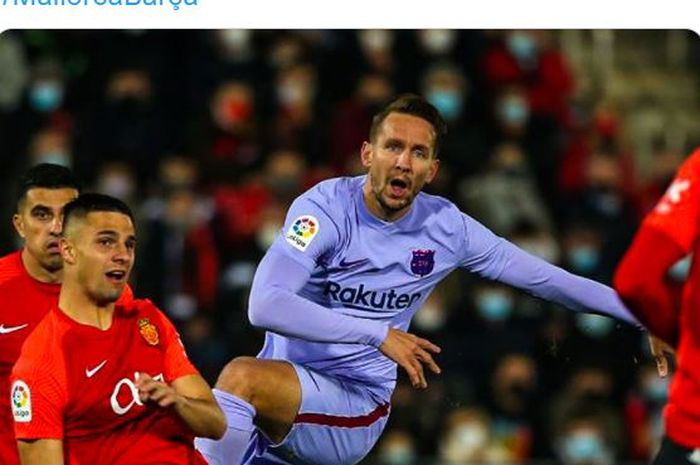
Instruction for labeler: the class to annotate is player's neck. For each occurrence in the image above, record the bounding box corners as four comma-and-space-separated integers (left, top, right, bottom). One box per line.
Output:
21, 248, 63, 284
58, 282, 115, 330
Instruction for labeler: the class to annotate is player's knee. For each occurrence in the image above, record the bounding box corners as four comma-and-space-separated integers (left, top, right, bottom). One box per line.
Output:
215, 356, 259, 402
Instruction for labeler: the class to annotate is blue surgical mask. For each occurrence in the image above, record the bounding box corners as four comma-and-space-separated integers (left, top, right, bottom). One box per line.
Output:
476, 291, 513, 322
569, 246, 600, 274
381, 444, 415, 465
35, 152, 71, 168
643, 376, 670, 403
507, 32, 537, 62
29, 82, 63, 113
560, 432, 608, 464
498, 98, 529, 126
427, 89, 463, 121
576, 313, 614, 338
669, 255, 692, 281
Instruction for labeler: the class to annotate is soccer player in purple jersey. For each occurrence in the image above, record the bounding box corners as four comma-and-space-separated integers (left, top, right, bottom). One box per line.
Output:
195, 95, 642, 465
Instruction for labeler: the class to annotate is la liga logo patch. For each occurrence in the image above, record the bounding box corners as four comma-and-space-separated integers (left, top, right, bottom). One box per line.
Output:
11, 380, 31, 423
285, 215, 319, 252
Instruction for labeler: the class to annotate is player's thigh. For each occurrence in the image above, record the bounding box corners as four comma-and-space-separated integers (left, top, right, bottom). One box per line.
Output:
254, 364, 391, 465
653, 436, 700, 465
216, 357, 301, 441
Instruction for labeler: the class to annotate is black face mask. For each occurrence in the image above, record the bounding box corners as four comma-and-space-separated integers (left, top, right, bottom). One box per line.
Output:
508, 382, 535, 403
111, 96, 150, 114
579, 390, 608, 406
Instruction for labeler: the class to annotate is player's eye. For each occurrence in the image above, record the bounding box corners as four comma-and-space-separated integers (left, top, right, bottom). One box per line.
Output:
33, 210, 51, 220
385, 141, 402, 152
98, 238, 115, 246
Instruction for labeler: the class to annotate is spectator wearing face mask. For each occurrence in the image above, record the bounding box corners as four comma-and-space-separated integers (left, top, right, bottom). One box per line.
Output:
79, 66, 171, 181
269, 63, 326, 163
484, 353, 539, 462
438, 407, 493, 464
554, 408, 618, 465
481, 30, 574, 124
458, 143, 554, 237
421, 62, 489, 187
329, 72, 394, 175
376, 429, 418, 465
624, 364, 671, 461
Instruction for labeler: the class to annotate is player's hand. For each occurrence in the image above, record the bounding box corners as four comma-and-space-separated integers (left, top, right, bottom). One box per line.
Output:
379, 328, 441, 389
648, 334, 675, 377
135, 372, 181, 408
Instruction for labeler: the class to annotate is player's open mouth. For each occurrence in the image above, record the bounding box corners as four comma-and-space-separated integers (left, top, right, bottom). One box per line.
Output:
105, 270, 127, 283
46, 241, 60, 253
389, 178, 409, 197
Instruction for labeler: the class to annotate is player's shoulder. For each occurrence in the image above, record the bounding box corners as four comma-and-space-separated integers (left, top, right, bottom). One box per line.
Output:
415, 191, 464, 226
0, 250, 25, 288
298, 176, 361, 207
123, 298, 174, 329
16, 310, 64, 364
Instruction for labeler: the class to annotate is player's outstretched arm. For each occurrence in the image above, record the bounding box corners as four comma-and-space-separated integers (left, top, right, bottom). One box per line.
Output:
248, 249, 389, 347
17, 438, 63, 465
460, 214, 642, 327
378, 328, 441, 389
136, 372, 226, 439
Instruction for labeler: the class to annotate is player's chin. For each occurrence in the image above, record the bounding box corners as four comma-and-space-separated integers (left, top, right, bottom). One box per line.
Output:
100, 285, 126, 303
43, 255, 64, 272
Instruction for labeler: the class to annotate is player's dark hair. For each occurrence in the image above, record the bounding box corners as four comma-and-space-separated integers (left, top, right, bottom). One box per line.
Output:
369, 94, 448, 158
15, 163, 81, 211
62, 193, 135, 233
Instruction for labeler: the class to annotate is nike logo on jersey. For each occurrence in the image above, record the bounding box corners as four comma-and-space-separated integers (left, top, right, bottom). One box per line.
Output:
338, 258, 369, 268
85, 360, 108, 378
0, 323, 29, 335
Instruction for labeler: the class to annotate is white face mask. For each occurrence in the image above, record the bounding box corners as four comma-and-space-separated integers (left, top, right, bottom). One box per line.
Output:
420, 29, 456, 54
98, 175, 135, 201
219, 30, 251, 51
256, 221, 282, 250
413, 304, 447, 332
358, 29, 393, 53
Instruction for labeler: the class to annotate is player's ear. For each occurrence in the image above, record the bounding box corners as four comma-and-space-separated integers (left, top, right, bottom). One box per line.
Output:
360, 141, 373, 168
425, 158, 440, 184
60, 237, 76, 265
12, 213, 25, 239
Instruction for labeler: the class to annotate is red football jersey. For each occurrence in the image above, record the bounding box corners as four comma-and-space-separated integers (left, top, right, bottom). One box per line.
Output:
0, 251, 60, 465
0, 250, 134, 465
642, 147, 700, 447
10, 298, 199, 465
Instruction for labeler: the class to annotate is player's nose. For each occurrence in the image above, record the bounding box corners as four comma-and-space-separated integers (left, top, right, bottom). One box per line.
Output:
395, 149, 412, 172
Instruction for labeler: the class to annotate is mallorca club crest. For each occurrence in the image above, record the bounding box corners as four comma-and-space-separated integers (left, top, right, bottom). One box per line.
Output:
410, 249, 435, 277
138, 318, 159, 346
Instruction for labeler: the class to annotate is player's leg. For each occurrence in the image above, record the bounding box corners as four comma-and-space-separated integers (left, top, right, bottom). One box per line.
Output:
251, 364, 391, 465
195, 357, 301, 465
653, 436, 700, 465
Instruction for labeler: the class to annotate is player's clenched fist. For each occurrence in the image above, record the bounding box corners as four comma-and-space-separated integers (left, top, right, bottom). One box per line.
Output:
379, 328, 441, 389
136, 372, 181, 408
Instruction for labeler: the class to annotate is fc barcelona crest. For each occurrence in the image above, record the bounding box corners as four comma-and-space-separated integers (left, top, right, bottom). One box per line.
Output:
410, 249, 435, 277
138, 318, 159, 346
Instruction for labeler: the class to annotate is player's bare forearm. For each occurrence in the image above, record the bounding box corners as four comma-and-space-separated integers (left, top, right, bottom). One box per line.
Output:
379, 328, 441, 389
17, 439, 64, 465
137, 373, 226, 439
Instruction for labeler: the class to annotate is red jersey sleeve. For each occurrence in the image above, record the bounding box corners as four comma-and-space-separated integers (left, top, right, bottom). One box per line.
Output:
643, 148, 700, 252
156, 311, 199, 382
11, 327, 67, 440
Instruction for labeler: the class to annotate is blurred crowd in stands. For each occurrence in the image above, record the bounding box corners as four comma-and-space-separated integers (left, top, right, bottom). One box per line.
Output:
0, 29, 698, 464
